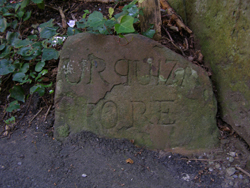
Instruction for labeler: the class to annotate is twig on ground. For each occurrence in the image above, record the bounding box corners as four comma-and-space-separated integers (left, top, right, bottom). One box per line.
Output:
58, 7, 67, 29
162, 27, 185, 56
235, 166, 250, 178
29, 108, 43, 126
160, 0, 192, 34
44, 105, 52, 122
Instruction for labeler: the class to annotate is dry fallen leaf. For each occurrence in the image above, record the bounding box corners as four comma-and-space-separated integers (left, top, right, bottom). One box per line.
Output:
126, 158, 134, 164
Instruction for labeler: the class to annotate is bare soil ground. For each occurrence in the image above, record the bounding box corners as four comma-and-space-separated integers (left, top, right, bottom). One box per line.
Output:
1, 1, 250, 187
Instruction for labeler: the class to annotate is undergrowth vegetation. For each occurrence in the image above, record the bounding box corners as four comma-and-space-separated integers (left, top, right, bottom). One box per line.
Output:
0, 0, 153, 124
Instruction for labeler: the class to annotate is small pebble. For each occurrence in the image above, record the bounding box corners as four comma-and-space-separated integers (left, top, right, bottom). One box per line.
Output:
209, 167, 213, 172
182, 174, 190, 182
239, 174, 243, 179
228, 157, 234, 163
81, 174, 87, 178
17, 162, 22, 165
233, 175, 238, 178
229, 181, 234, 186
226, 167, 236, 176
229, 152, 236, 157
208, 161, 214, 165
215, 163, 221, 169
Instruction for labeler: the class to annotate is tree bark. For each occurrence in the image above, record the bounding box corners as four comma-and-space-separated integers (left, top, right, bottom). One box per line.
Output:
139, 0, 161, 40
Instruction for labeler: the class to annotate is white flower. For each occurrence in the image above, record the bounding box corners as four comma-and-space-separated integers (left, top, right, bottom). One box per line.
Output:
67, 20, 76, 28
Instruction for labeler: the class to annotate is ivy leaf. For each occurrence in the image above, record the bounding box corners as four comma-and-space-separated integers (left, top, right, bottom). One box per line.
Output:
42, 48, 59, 61
6, 32, 19, 46
23, 11, 32, 21
10, 85, 25, 102
13, 72, 26, 83
4, 116, 15, 125
3, 12, 15, 16
30, 84, 45, 96
35, 61, 45, 72
14, 39, 32, 48
6, 100, 20, 112
143, 29, 156, 39
0, 44, 5, 51
27, 35, 38, 40
87, 11, 104, 29
126, 5, 139, 17
39, 19, 54, 29
21, 0, 31, 9
19, 63, 29, 73
76, 18, 87, 29
32, 0, 43, 4
11, 20, 18, 29
40, 26, 58, 39
115, 15, 135, 34
0, 59, 15, 75
0, 17, 7, 32
16, 9, 25, 19
0, 46, 12, 58
17, 46, 33, 56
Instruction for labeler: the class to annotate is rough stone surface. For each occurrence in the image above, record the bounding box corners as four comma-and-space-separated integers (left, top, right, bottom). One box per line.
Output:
54, 33, 218, 150
168, 0, 250, 146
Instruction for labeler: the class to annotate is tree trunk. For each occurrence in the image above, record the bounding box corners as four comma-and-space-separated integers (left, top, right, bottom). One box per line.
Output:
139, 0, 161, 40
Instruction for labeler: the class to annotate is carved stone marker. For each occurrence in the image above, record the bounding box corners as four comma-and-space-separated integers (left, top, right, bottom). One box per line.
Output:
55, 33, 219, 151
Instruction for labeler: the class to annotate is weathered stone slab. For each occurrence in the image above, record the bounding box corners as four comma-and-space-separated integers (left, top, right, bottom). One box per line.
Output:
168, 0, 250, 146
54, 33, 219, 150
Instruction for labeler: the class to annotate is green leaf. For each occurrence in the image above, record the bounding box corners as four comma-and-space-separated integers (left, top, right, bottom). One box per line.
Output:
17, 46, 33, 56
27, 35, 38, 40
0, 59, 15, 75
11, 20, 18, 29
32, 0, 43, 4
6, 100, 20, 112
67, 27, 75, 36
10, 85, 25, 102
35, 61, 45, 72
13, 72, 26, 82
37, 1, 45, 9
143, 29, 156, 39
4, 116, 15, 125
6, 32, 20, 46
15, 3, 21, 12
109, 7, 114, 18
16, 9, 25, 19
39, 19, 54, 29
0, 44, 5, 51
30, 84, 45, 96
19, 63, 29, 73
0, 17, 7, 32
40, 26, 58, 39
115, 15, 135, 34
87, 11, 104, 28
126, 5, 139, 17
0, 46, 12, 58
42, 48, 59, 61
14, 39, 32, 48
35, 69, 48, 81
82, 10, 90, 19
76, 18, 87, 29
3, 12, 15, 16
114, 11, 126, 20
23, 11, 32, 21
21, 0, 31, 9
